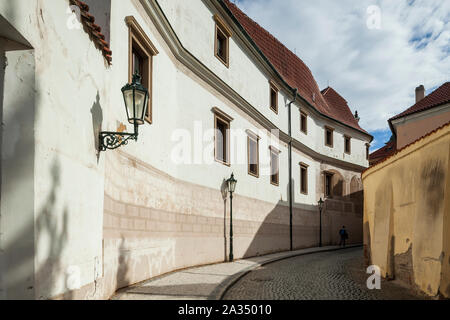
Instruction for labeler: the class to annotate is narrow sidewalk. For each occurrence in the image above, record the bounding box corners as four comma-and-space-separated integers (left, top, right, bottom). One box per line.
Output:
112, 244, 361, 300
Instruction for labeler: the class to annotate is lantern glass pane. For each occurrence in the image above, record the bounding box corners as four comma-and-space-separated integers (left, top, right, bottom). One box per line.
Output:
230, 180, 237, 193
123, 89, 134, 123
134, 90, 146, 124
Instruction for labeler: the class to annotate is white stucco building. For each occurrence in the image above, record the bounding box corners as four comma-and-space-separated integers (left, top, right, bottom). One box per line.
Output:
0, 0, 372, 299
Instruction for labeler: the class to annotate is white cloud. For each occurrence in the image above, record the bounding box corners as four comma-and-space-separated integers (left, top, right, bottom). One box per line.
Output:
234, 0, 450, 132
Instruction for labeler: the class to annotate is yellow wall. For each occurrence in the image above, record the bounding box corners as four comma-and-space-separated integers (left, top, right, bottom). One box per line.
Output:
362, 124, 450, 298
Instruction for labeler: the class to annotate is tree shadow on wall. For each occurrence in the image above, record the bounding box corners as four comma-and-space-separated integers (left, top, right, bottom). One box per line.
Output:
3, 158, 71, 300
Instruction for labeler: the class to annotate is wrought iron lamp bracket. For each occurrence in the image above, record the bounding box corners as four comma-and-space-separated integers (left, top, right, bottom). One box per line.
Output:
99, 124, 139, 152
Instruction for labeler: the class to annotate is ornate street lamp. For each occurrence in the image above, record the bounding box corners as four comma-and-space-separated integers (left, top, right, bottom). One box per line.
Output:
99, 73, 149, 151
318, 198, 324, 247
226, 173, 237, 262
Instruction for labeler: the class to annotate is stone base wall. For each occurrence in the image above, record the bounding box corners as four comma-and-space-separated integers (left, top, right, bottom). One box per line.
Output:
96, 151, 363, 299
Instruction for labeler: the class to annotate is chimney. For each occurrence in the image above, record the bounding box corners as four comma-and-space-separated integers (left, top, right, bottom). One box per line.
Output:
415, 85, 425, 103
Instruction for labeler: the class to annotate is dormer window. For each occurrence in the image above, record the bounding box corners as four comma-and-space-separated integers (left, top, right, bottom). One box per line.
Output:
214, 15, 232, 68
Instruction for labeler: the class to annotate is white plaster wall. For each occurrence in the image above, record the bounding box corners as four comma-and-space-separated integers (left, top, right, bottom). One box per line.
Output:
0, 0, 368, 300
0, 0, 107, 299
0, 48, 35, 300
157, 0, 371, 167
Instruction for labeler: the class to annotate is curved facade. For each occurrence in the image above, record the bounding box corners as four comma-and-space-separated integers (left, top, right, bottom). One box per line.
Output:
0, 0, 371, 299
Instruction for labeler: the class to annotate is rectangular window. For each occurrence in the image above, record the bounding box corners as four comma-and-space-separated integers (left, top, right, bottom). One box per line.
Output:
344, 136, 351, 154
366, 144, 370, 160
213, 107, 233, 166
214, 15, 232, 67
247, 131, 260, 177
270, 82, 279, 114
300, 112, 308, 134
300, 163, 309, 195
325, 126, 334, 147
126, 16, 159, 124
270, 147, 280, 186
325, 172, 333, 198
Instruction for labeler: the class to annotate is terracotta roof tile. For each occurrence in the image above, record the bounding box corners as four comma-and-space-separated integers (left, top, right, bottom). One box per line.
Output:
366, 120, 450, 171
369, 140, 396, 166
222, 0, 369, 135
70, 0, 112, 64
390, 82, 450, 121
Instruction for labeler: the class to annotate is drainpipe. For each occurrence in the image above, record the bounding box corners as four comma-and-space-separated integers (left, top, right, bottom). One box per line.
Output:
288, 88, 298, 251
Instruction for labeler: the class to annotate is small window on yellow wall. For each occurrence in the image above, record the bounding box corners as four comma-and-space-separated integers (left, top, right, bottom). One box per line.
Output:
214, 15, 232, 67
126, 16, 159, 124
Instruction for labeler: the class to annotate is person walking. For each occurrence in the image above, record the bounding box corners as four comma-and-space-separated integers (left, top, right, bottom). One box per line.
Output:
339, 226, 348, 247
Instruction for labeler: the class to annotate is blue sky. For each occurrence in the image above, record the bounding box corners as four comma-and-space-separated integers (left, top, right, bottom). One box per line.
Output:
233, 0, 450, 151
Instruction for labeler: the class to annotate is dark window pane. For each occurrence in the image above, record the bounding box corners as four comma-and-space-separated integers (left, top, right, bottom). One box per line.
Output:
301, 167, 307, 193
271, 152, 279, 184
217, 30, 227, 62
249, 138, 258, 175
271, 88, 277, 110
216, 119, 228, 163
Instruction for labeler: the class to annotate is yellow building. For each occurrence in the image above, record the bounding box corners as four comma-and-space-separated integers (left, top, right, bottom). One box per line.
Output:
362, 122, 450, 298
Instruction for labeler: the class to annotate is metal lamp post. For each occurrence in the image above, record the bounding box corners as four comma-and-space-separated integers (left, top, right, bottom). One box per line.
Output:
318, 198, 324, 247
99, 72, 149, 151
226, 173, 237, 262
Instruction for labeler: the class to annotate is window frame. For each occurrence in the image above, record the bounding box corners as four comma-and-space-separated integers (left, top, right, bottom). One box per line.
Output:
300, 162, 309, 195
212, 107, 233, 166
344, 135, 352, 155
214, 15, 232, 68
126, 16, 159, 125
269, 146, 281, 186
325, 126, 334, 148
269, 81, 279, 114
324, 171, 334, 198
300, 111, 308, 135
246, 130, 260, 178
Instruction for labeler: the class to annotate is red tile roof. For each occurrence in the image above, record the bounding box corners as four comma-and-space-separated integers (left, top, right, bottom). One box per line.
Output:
365, 120, 450, 171
390, 82, 450, 121
70, 0, 112, 64
222, 0, 369, 136
321, 87, 368, 133
369, 139, 396, 166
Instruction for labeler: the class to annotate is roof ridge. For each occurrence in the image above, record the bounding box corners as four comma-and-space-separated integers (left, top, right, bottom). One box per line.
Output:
223, 0, 370, 137
390, 81, 450, 121
224, 1, 317, 81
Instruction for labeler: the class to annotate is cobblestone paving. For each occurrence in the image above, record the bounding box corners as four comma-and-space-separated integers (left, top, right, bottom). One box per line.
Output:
223, 247, 428, 300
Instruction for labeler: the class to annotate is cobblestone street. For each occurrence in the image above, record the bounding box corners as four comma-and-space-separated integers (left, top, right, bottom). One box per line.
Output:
223, 247, 428, 300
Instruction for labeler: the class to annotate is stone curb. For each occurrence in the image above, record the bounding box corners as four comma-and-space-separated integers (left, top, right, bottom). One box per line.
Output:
210, 244, 363, 300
